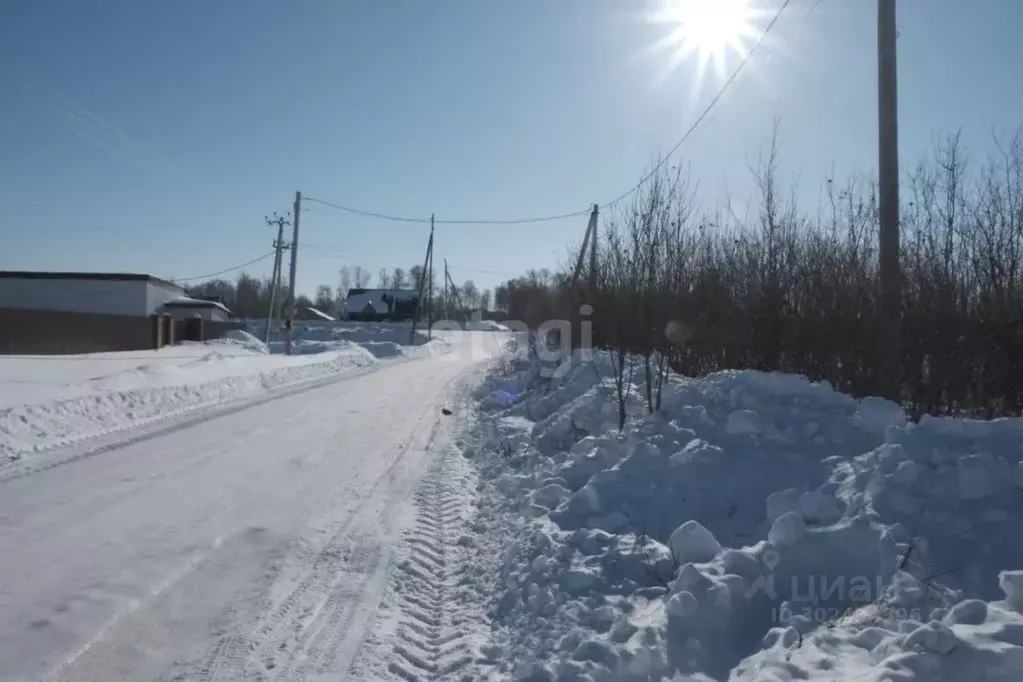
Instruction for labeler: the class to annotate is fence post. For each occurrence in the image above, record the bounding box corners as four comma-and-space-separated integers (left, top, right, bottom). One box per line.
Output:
150, 315, 163, 349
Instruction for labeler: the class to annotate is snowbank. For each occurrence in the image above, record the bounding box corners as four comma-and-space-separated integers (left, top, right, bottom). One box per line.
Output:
260, 322, 448, 359
465, 343, 1023, 681
464, 320, 511, 332
0, 339, 378, 469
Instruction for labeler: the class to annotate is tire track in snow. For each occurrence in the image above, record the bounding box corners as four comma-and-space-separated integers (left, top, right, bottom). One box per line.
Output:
174, 372, 463, 682
385, 443, 476, 681
204, 436, 425, 682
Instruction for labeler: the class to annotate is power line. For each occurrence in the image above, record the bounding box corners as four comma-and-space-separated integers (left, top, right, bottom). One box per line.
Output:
601, 0, 793, 209
303, 196, 590, 226
301, 0, 792, 226
172, 252, 275, 283
446, 265, 526, 277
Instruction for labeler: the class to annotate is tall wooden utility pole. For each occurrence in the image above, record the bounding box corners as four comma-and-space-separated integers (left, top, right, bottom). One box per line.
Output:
588, 203, 599, 298
264, 212, 290, 344
410, 215, 434, 344
878, 0, 901, 401
284, 191, 302, 355
569, 205, 600, 297
443, 258, 450, 321
426, 214, 435, 337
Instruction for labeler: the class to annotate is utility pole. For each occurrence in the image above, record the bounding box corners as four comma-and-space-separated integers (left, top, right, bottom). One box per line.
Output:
443, 258, 450, 321
569, 204, 600, 297
588, 203, 599, 298
264, 212, 290, 344
878, 0, 901, 401
426, 214, 435, 337
410, 214, 434, 344
284, 191, 302, 355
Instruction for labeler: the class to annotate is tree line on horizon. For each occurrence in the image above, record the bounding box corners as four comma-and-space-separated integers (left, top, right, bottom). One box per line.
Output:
183, 264, 493, 321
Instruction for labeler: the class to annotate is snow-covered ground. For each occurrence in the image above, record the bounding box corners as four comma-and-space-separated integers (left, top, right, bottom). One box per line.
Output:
260, 321, 447, 358
0, 331, 508, 682
4, 329, 1021, 681
0, 325, 458, 474
449, 342, 1023, 681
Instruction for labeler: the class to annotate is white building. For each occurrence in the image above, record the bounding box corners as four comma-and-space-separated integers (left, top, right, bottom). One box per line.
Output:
0, 271, 235, 319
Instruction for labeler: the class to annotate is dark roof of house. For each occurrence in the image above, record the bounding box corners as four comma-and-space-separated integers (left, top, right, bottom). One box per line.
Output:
0, 270, 182, 291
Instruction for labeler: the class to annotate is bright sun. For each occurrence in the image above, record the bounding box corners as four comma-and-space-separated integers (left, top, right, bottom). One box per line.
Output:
647, 0, 765, 88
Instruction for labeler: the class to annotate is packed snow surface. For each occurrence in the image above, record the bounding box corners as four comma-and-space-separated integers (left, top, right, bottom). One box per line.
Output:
0, 324, 451, 471
462, 342, 1023, 681
0, 332, 509, 682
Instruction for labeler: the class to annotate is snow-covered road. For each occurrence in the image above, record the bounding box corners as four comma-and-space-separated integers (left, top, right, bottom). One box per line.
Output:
0, 334, 505, 682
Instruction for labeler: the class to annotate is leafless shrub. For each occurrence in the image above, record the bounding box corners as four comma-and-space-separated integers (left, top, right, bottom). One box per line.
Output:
493, 128, 1023, 421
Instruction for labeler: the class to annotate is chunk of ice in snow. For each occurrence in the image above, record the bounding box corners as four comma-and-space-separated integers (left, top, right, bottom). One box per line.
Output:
768, 511, 806, 548
726, 409, 761, 436
855, 396, 906, 434
799, 489, 834, 523
666, 590, 699, 618
943, 599, 988, 626
532, 483, 571, 509
903, 621, 959, 655
766, 488, 800, 523
1000, 570, 1023, 613
958, 455, 996, 500
888, 459, 921, 485
668, 520, 722, 564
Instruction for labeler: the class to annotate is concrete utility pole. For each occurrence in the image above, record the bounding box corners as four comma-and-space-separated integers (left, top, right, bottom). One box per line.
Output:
878, 0, 901, 401
284, 191, 302, 355
264, 212, 290, 344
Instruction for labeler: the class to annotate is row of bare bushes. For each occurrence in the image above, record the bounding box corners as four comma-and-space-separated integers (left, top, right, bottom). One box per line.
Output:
499, 130, 1023, 421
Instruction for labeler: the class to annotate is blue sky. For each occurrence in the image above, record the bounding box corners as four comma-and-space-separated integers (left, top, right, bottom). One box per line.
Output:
1, 0, 1021, 299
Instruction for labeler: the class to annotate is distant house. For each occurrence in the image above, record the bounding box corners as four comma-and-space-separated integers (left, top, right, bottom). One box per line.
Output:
345, 288, 419, 322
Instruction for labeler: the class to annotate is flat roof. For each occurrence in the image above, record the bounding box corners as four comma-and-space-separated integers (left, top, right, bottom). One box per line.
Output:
163, 297, 234, 314
0, 270, 182, 290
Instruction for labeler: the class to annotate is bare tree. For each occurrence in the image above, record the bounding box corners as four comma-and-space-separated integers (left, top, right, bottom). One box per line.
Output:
378, 268, 392, 289
392, 267, 407, 290
337, 266, 353, 301
461, 280, 479, 311
314, 284, 335, 313
352, 266, 371, 289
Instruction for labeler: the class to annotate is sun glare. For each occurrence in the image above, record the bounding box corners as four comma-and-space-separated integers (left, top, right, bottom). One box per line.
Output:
647, 0, 765, 89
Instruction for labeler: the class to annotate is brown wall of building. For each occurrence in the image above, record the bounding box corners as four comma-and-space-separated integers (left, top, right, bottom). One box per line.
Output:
0, 308, 244, 355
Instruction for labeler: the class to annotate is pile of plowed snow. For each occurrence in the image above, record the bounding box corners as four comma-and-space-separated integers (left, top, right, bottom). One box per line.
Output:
262, 322, 447, 358
466, 343, 1023, 681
